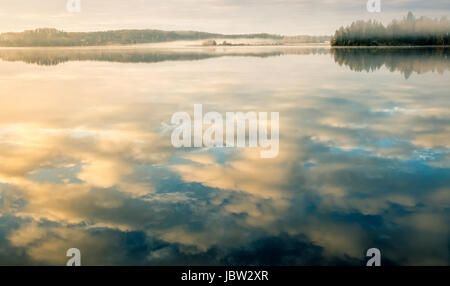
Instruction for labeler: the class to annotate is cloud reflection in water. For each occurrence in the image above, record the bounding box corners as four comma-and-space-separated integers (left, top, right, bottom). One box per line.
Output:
0, 46, 448, 265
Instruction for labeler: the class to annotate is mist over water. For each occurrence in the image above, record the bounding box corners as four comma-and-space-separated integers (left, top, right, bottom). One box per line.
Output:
0, 46, 448, 265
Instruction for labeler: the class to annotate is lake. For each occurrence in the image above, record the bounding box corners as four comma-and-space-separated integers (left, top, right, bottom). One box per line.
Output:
0, 45, 448, 265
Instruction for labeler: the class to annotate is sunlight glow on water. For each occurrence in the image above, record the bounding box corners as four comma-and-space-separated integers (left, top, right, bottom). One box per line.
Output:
0, 47, 448, 265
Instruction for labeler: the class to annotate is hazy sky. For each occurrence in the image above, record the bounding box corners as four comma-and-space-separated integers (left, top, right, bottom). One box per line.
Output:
0, 0, 449, 34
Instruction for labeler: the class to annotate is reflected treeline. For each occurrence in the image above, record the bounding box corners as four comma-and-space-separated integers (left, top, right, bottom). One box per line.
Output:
332, 47, 450, 78
0, 47, 329, 66
2, 47, 449, 79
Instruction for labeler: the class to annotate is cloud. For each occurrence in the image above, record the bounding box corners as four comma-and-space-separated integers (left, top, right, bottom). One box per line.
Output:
0, 0, 449, 34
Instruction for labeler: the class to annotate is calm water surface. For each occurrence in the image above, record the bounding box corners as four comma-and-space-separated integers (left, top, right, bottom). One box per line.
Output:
0, 46, 448, 265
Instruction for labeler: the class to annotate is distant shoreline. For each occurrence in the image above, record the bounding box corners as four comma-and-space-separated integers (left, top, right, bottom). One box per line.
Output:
0, 43, 448, 49
0, 28, 330, 48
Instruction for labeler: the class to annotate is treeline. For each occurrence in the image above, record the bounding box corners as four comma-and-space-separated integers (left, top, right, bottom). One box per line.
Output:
0, 28, 283, 47
331, 12, 450, 46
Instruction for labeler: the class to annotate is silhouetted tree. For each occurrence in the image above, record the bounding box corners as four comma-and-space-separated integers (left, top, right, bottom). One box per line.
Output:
331, 13, 450, 46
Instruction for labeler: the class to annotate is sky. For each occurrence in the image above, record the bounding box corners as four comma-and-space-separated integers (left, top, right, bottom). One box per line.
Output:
0, 0, 449, 36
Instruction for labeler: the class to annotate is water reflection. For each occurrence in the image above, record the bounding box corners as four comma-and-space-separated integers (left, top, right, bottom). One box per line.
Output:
0, 47, 448, 265
0, 47, 328, 66
331, 47, 450, 79
1, 46, 449, 80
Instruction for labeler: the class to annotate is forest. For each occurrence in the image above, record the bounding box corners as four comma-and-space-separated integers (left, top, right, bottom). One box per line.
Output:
331, 12, 450, 46
0, 28, 332, 47
0, 28, 284, 47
